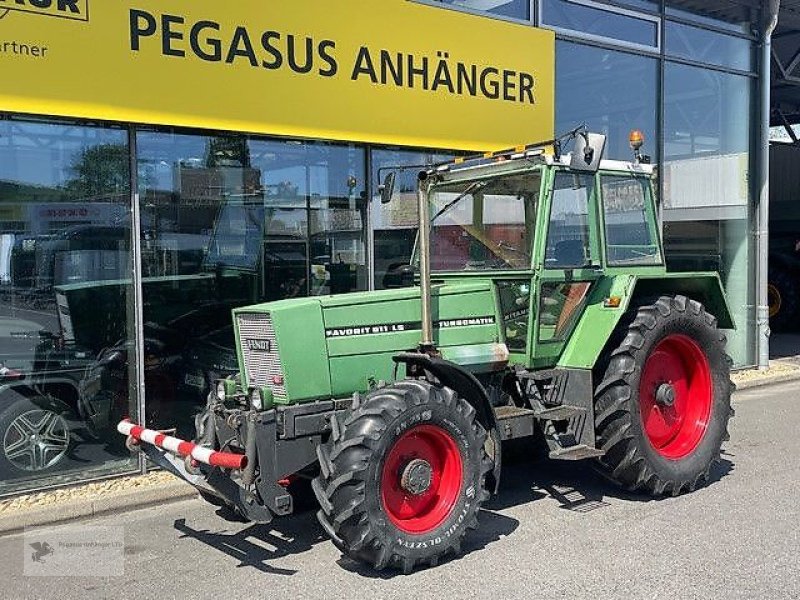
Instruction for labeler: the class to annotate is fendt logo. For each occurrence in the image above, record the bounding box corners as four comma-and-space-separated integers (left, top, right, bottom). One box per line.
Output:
246, 339, 272, 353
0, 0, 89, 22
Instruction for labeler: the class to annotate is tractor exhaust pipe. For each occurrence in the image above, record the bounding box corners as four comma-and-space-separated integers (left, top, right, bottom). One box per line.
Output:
417, 170, 435, 353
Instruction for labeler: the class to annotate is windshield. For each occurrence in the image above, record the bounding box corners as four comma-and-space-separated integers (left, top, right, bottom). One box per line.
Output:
428, 170, 540, 271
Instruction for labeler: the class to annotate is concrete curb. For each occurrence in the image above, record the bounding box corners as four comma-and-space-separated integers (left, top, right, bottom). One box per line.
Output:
732, 368, 800, 391
0, 479, 197, 536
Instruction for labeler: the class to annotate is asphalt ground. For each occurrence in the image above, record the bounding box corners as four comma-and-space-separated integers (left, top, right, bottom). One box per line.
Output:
1, 381, 798, 600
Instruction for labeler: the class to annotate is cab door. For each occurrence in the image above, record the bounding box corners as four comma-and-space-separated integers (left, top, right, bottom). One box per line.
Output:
531, 168, 603, 368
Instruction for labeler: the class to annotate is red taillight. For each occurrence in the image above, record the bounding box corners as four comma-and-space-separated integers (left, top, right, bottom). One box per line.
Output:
0, 367, 24, 381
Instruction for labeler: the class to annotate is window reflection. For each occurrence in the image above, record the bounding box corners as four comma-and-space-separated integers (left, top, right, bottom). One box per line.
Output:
556, 41, 658, 161
431, 0, 530, 20
371, 149, 453, 289
0, 119, 136, 493
136, 132, 367, 432
541, 0, 659, 48
662, 63, 753, 366
666, 21, 753, 72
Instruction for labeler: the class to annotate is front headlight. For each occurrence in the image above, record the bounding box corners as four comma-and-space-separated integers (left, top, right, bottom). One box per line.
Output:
216, 380, 227, 401
250, 388, 262, 410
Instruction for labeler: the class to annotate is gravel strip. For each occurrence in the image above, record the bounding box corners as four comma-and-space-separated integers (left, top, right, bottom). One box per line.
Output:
0, 471, 181, 515
732, 359, 800, 390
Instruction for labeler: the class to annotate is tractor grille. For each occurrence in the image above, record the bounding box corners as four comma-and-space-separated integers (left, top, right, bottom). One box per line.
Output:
236, 312, 287, 398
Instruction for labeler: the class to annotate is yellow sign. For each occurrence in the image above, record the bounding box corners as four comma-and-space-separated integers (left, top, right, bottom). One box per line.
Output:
0, 0, 554, 151
0, 0, 88, 22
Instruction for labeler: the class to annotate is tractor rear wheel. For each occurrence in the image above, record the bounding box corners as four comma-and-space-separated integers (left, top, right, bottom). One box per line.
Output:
594, 295, 733, 496
313, 379, 491, 573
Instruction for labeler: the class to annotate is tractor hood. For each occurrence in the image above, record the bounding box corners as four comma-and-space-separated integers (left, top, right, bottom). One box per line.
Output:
232, 281, 507, 404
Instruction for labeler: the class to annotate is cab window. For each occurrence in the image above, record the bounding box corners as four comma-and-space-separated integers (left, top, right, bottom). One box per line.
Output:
601, 175, 661, 265
544, 173, 596, 269
429, 171, 539, 271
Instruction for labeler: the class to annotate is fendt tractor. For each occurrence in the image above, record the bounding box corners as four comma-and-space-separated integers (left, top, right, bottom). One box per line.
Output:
119, 128, 734, 573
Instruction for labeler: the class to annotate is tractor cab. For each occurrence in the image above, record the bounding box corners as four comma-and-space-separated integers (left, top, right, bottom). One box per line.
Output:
407, 129, 663, 369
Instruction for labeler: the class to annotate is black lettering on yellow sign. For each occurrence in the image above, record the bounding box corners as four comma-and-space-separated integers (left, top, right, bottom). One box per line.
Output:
128, 9, 537, 104
0, 0, 88, 22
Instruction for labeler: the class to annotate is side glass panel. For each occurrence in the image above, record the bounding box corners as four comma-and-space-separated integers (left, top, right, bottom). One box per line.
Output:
0, 119, 136, 494
136, 132, 366, 434
541, 0, 659, 48
555, 41, 658, 162
429, 171, 540, 272
497, 280, 532, 352
662, 63, 753, 367
601, 175, 661, 265
370, 149, 453, 289
430, 0, 531, 20
544, 173, 596, 269
665, 21, 753, 72
538, 282, 592, 342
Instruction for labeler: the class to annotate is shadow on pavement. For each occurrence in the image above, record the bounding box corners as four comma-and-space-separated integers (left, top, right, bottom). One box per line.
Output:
490, 451, 734, 512
173, 509, 325, 576
172, 449, 733, 576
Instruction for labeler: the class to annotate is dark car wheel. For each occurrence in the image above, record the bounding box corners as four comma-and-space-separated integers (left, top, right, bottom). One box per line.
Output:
0, 393, 80, 479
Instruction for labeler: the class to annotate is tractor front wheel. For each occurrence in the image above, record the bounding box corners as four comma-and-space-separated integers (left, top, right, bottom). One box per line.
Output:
313, 380, 491, 573
594, 295, 733, 496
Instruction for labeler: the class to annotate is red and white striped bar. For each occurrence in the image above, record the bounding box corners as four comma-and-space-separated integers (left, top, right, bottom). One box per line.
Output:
117, 419, 247, 470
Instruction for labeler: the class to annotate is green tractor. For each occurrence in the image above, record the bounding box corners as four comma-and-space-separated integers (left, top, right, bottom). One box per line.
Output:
120, 129, 734, 573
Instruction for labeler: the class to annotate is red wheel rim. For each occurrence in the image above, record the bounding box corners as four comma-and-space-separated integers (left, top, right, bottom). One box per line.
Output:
639, 334, 713, 460
380, 424, 463, 534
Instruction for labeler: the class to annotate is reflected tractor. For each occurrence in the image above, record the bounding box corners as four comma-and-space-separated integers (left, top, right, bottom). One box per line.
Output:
119, 128, 734, 573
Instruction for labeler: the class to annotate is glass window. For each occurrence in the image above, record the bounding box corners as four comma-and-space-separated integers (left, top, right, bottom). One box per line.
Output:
497, 280, 531, 351
429, 0, 530, 20
0, 119, 136, 494
545, 172, 595, 269
540, 0, 659, 48
602, 175, 660, 265
556, 41, 658, 161
429, 170, 540, 271
665, 6, 751, 35
666, 21, 753, 72
136, 131, 367, 432
538, 281, 592, 341
606, 0, 658, 11
371, 149, 453, 289
662, 63, 753, 367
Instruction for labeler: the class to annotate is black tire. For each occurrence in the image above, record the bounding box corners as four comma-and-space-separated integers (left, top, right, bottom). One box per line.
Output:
594, 295, 733, 497
0, 392, 80, 479
769, 265, 799, 331
313, 379, 491, 573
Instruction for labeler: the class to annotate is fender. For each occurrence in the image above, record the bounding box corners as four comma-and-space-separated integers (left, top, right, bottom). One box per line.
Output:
558, 273, 734, 371
393, 352, 502, 493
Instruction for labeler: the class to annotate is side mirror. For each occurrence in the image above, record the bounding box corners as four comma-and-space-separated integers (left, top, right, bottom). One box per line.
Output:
570, 133, 607, 173
379, 172, 396, 204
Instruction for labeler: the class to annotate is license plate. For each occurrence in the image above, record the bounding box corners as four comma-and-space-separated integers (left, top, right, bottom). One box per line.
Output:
184, 373, 205, 389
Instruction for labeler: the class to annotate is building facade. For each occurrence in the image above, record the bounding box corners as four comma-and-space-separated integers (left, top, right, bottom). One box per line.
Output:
0, 0, 764, 495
